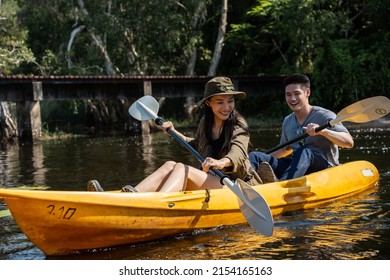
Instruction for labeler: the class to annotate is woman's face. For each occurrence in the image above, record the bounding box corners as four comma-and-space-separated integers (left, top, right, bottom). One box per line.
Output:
206, 95, 235, 122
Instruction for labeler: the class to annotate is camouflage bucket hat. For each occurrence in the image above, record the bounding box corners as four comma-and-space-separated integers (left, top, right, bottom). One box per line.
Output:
196, 77, 246, 108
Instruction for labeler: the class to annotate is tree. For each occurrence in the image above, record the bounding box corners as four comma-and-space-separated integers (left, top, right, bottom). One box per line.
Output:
17, 0, 203, 76
312, 0, 390, 108
71, 0, 116, 76
221, 0, 390, 109
225, 0, 351, 75
0, 101, 18, 146
0, 0, 35, 74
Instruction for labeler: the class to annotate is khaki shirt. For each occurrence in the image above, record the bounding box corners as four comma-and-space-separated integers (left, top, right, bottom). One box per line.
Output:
186, 117, 261, 185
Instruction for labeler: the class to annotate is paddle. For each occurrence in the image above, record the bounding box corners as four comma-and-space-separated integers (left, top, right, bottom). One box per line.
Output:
265, 96, 390, 154
129, 96, 274, 237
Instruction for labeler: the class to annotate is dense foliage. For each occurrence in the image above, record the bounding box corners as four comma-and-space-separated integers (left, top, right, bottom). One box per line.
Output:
1, 0, 389, 111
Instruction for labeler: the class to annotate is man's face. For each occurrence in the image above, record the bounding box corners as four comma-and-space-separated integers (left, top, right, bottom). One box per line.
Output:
285, 83, 310, 112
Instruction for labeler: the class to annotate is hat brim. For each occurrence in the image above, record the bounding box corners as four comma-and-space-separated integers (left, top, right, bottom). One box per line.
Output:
196, 90, 246, 109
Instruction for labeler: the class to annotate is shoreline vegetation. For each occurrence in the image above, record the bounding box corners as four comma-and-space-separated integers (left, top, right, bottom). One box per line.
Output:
39, 116, 284, 140
38, 116, 390, 141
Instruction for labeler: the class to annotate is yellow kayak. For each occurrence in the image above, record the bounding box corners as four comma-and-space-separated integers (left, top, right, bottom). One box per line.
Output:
0, 160, 379, 256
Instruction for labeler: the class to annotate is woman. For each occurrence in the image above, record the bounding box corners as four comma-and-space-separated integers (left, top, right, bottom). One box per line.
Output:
88, 77, 261, 192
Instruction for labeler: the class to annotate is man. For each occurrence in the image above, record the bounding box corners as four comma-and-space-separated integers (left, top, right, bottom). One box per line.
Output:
249, 74, 354, 182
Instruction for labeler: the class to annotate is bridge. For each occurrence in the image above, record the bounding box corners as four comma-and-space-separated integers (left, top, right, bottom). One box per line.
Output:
0, 75, 284, 142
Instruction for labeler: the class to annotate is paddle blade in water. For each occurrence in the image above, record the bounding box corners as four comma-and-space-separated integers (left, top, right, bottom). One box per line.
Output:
333, 96, 390, 124
236, 179, 274, 236
129, 95, 159, 121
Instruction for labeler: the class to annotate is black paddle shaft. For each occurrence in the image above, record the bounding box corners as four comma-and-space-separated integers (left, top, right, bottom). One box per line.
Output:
155, 117, 229, 185
264, 121, 332, 154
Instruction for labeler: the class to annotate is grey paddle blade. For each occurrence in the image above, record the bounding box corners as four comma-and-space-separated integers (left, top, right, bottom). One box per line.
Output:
236, 179, 274, 236
129, 95, 159, 121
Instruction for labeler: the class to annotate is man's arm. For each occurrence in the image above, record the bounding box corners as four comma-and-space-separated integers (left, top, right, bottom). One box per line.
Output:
305, 123, 354, 148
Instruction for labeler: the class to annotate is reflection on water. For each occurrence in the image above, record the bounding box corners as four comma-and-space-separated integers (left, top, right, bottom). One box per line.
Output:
0, 126, 389, 260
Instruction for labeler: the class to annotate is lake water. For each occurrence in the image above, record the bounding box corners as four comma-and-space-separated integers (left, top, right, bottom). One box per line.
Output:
0, 124, 389, 260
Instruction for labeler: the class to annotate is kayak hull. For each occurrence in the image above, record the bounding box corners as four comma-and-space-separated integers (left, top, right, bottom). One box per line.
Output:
0, 160, 379, 255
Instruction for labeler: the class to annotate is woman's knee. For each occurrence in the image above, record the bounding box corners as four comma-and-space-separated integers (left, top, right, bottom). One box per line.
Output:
160, 161, 188, 175
162, 160, 177, 169
157, 161, 177, 174
172, 162, 186, 172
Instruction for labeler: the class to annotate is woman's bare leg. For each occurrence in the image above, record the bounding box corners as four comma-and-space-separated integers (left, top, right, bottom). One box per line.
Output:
159, 164, 225, 192
159, 162, 188, 192
185, 167, 225, 190
134, 161, 177, 192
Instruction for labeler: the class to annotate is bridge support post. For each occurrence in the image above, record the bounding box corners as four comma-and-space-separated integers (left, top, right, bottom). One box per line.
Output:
141, 81, 152, 134
16, 81, 42, 142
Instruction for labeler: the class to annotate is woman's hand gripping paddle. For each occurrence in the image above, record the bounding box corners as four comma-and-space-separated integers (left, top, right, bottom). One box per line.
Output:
265, 96, 390, 154
129, 96, 274, 237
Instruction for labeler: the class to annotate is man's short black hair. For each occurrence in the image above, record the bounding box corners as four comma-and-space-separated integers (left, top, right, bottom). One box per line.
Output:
283, 74, 310, 88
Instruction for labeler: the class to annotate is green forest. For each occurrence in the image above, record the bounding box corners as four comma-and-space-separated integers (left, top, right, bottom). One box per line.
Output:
1, 0, 390, 135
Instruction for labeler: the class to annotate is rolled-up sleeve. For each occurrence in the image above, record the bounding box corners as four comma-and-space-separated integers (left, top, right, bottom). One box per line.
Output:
223, 127, 249, 173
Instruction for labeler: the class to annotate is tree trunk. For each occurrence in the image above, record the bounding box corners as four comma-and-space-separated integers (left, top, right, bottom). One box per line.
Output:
67, 25, 86, 69
0, 102, 18, 146
88, 31, 116, 76
76, 0, 116, 76
124, 28, 143, 75
208, 0, 228, 76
